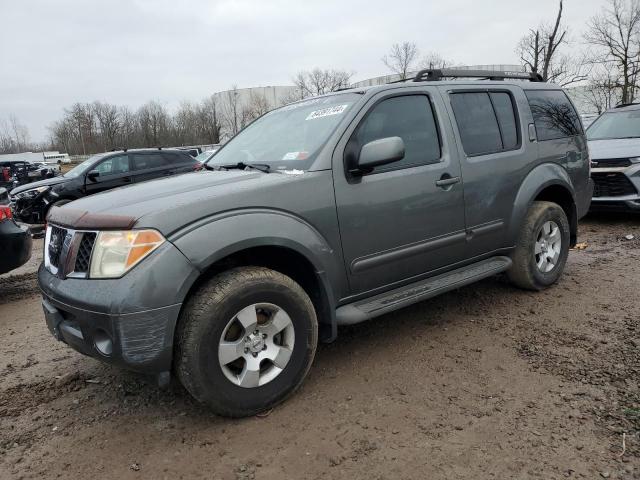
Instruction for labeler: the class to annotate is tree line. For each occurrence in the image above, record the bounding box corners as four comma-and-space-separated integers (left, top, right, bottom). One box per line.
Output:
4, 0, 640, 155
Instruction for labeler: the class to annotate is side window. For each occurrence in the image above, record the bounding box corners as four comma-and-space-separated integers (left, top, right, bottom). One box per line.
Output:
346, 95, 441, 173
162, 152, 193, 164
450, 92, 519, 156
95, 155, 129, 175
490, 92, 519, 150
132, 153, 169, 170
525, 90, 582, 141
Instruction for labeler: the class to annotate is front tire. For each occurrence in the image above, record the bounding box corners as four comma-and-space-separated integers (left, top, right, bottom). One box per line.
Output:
175, 267, 318, 417
508, 201, 570, 291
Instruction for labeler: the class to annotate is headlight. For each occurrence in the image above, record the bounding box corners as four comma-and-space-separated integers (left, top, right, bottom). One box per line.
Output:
16, 186, 49, 199
89, 229, 165, 278
630, 157, 640, 164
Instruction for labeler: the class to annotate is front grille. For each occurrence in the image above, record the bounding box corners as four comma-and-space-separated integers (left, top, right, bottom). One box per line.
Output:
74, 232, 97, 273
592, 172, 638, 197
48, 226, 67, 268
592, 158, 632, 168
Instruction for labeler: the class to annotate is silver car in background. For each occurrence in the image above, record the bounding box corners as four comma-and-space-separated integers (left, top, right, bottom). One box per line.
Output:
587, 104, 640, 212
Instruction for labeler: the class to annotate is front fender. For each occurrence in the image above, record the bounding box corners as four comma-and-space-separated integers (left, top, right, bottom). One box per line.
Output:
507, 163, 576, 245
170, 208, 346, 336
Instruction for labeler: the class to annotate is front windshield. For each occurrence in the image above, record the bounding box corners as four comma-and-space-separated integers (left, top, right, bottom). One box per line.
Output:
587, 110, 640, 140
63, 154, 106, 178
195, 149, 217, 162
208, 93, 361, 171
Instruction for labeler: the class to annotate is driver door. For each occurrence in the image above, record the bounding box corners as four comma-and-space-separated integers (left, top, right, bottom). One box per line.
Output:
84, 154, 133, 194
333, 89, 467, 296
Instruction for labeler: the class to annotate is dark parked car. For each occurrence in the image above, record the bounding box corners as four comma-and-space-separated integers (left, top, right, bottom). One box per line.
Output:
0, 203, 32, 275
39, 69, 592, 417
10, 148, 202, 223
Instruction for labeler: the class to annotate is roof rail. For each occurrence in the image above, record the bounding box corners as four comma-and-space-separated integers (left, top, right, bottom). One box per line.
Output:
614, 102, 640, 109
411, 69, 544, 83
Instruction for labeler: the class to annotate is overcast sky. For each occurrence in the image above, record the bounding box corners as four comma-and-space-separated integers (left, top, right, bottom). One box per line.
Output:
1, 0, 607, 142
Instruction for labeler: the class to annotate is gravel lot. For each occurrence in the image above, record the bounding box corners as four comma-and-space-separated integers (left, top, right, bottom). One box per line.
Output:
1, 215, 639, 480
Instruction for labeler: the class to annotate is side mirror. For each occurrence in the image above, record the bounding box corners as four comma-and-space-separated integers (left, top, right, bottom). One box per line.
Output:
87, 170, 100, 182
352, 136, 405, 175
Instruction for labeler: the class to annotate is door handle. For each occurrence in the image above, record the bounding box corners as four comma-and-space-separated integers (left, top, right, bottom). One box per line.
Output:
435, 175, 461, 188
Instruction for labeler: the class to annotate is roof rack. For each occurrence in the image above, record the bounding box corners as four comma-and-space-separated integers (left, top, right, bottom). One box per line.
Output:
614, 102, 640, 109
410, 69, 544, 83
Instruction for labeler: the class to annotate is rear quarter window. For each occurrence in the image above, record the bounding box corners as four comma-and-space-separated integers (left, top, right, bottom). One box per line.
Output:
525, 90, 582, 141
163, 152, 196, 164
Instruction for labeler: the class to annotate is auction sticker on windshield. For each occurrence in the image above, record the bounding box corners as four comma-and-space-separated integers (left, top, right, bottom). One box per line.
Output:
306, 104, 349, 121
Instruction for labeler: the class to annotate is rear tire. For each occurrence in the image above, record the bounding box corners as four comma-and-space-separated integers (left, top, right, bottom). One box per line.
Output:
508, 201, 570, 291
175, 267, 318, 417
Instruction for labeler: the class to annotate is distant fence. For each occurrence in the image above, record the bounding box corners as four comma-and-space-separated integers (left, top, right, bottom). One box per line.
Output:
69, 155, 90, 164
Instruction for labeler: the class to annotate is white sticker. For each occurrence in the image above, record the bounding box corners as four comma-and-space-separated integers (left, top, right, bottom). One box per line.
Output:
282, 151, 299, 160
305, 104, 349, 120
281, 169, 305, 175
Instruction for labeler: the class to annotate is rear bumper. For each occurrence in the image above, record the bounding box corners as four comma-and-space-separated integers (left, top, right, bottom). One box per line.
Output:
0, 219, 32, 274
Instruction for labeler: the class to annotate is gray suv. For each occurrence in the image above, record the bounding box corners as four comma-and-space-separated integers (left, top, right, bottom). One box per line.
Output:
38, 69, 593, 417
586, 103, 640, 211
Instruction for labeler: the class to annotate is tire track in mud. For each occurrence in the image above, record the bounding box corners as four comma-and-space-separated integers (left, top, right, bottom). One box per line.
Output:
0, 272, 39, 305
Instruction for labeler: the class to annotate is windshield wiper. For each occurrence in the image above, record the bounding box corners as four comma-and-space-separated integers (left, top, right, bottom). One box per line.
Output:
211, 162, 271, 173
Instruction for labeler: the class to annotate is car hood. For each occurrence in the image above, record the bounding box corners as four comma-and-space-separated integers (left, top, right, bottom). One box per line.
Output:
10, 175, 70, 195
50, 169, 323, 236
588, 138, 640, 160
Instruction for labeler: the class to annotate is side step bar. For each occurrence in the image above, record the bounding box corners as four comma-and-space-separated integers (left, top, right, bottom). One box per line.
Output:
335, 256, 512, 325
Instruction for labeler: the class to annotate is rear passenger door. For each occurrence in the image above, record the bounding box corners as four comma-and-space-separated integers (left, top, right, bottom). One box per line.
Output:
130, 152, 173, 183
445, 86, 531, 257
163, 151, 199, 174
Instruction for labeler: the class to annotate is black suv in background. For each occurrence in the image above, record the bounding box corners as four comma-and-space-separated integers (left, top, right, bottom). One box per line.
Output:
10, 148, 201, 223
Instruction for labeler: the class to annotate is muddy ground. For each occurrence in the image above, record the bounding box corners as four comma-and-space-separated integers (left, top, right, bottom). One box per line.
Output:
1, 215, 639, 480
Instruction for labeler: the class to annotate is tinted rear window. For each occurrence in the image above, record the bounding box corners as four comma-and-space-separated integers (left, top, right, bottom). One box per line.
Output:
525, 90, 582, 141
163, 152, 195, 164
450, 92, 502, 155
131, 153, 169, 170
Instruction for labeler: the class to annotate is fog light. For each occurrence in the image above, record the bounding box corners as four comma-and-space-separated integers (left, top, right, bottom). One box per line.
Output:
94, 329, 113, 356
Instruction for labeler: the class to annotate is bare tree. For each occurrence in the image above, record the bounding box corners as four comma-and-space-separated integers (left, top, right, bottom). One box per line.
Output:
516, 0, 587, 85
246, 91, 271, 119
94, 102, 120, 150
137, 101, 170, 146
292, 69, 352, 98
419, 52, 454, 70
585, 0, 640, 104
581, 70, 622, 113
382, 42, 419, 79
221, 86, 241, 138
9, 114, 30, 152
118, 106, 137, 148
199, 96, 222, 144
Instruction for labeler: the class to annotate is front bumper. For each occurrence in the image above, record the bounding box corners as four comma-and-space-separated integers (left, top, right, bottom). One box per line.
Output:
590, 164, 640, 212
0, 219, 32, 274
38, 241, 200, 374
41, 292, 181, 373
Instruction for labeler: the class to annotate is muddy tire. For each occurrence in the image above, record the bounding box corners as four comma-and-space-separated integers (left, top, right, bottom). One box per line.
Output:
175, 267, 318, 417
508, 201, 570, 291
